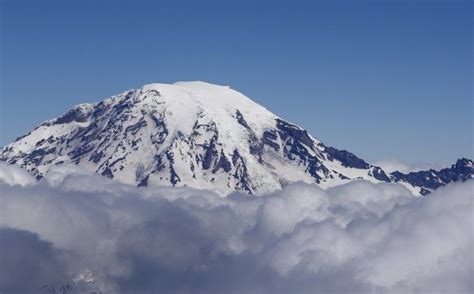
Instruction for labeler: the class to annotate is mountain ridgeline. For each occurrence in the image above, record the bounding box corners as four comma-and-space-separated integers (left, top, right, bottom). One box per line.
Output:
1, 81, 472, 195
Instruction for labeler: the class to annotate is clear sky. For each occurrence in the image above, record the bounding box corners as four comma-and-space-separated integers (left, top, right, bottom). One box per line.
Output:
0, 0, 472, 165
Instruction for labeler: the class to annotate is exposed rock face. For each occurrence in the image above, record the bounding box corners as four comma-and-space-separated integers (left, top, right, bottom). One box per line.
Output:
390, 158, 473, 195
1, 81, 472, 196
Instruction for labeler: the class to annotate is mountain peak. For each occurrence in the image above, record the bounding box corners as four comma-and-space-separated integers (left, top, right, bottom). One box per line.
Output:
456, 157, 473, 168
1, 82, 472, 196
173, 80, 231, 88
139, 81, 271, 115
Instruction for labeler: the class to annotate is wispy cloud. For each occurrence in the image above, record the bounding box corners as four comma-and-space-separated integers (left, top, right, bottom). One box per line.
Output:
373, 159, 447, 173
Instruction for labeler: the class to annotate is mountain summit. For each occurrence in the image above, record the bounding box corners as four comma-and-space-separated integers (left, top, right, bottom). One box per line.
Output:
1, 81, 472, 195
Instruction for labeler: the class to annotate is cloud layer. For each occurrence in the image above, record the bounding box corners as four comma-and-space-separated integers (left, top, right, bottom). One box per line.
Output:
0, 163, 472, 293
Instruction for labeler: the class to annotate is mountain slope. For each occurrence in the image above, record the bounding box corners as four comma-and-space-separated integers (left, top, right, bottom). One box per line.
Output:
1, 81, 472, 195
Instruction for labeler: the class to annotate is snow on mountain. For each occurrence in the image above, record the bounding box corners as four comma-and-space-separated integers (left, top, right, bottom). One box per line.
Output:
1, 81, 472, 196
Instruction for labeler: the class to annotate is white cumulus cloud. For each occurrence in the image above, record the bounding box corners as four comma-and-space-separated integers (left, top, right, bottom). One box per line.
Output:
0, 164, 472, 293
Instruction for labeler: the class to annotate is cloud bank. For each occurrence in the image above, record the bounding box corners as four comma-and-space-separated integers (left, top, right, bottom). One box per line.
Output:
0, 163, 472, 293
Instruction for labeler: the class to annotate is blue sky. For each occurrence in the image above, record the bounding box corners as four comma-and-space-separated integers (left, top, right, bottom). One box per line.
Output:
0, 0, 472, 164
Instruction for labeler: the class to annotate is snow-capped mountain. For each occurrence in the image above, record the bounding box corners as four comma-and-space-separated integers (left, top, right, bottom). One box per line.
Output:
1, 81, 472, 195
